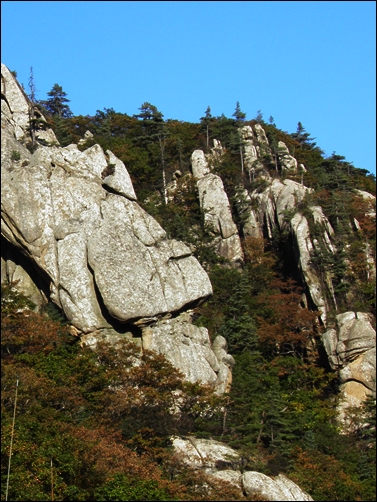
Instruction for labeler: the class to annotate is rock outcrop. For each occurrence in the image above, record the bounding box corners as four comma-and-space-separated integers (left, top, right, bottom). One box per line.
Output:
277, 141, 297, 173
172, 437, 313, 501
142, 313, 234, 394
242, 178, 334, 323
322, 312, 376, 423
1, 63, 235, 393
191, 147, 244, 266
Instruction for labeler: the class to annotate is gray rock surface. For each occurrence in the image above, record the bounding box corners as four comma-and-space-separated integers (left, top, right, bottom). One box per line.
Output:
277, 141, 297, 172
194, 167, 244, 265
191, 149, 210, 179
242, 178, 333, 322
322, 312, 376, 424
142, 314, 234, 393
172, 437, 313, 501
1, 64, 212, 334
243, 471, 313, 501
240, 125, 258, 172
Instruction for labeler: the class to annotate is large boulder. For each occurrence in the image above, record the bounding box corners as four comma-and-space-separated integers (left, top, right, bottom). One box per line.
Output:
192, 152, 244, 266
322, 312, 376, 423
141, 313, 234, 394
1, 64, 212, 335
172, 437, 313, 501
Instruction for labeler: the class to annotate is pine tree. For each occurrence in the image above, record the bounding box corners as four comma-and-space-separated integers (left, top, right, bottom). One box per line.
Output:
232, 102, 247, 176
219, 272, 257, 353
41, 84, 73, 118
134, 103, 169, 202
200, 106, 213, 151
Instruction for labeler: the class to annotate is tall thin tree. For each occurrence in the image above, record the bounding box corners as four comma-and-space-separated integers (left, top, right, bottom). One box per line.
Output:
6, 379, 19, 502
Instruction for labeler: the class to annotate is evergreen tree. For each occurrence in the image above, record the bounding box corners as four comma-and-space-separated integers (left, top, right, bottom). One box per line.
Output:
218, 272, 257, 353
200, 106, 213, 151
41, 84, 73, 118
291, 122, 317, 150
255, 110, 264, 123
134, 102, 169, 202
232, 102, 247, 176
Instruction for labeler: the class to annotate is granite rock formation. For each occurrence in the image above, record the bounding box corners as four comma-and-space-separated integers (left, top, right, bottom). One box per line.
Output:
1, 63, 237, 393
173, 437, 313, 501
322, 312, 376, 423
191, 147, 244, 266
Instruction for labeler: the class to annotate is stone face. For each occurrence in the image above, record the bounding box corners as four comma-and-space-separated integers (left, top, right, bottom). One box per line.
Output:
322, 312, 376, 425
142, 314, 234, 393
172, 437, 313, 501
277, 141, 297, 172
1, 64, 212, 335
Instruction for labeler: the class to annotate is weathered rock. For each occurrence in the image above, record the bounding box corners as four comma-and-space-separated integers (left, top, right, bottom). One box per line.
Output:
322, 312, 376, 424
322, 312, 376, 369
172, 437, 313, 501
78, 130, 94, 146
196, 172, 243, 265
172, 437, 240, 470
240, 125, 258, 172
1, 64, 213, 335
254, 123, 271, 158
277, 141, 297, 172
242, 178, 333, 322
191, 149, 210, 179
142, 314, 234, 393
290, 213, 327, 322
243, 472, 313, 501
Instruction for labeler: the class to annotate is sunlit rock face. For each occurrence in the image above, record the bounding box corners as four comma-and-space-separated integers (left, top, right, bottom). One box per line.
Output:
1, 63, 238, 393
241, 178, 333, 323
1, 63, 212, 334
191, 148, 244, 266
322, 312, 376, 426
172, 437, 314, 501
142, 313, 234, 394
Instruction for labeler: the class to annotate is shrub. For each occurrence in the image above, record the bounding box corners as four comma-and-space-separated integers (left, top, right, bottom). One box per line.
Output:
11, 150, 21, 161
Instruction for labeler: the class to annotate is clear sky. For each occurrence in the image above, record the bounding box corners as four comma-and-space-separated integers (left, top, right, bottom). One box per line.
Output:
1, 1, 376, 175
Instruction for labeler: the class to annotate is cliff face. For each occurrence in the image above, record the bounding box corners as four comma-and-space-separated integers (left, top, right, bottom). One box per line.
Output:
187, 123, 376, 416
1, 63, 234, 394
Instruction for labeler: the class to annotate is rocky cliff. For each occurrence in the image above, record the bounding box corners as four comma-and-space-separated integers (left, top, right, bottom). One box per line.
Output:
191, 145, 244, 266
185, 122, 375, 417
1, 63, 233, 394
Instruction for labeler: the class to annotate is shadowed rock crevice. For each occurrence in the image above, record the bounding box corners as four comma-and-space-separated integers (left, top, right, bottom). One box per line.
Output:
1, 236, 51, 306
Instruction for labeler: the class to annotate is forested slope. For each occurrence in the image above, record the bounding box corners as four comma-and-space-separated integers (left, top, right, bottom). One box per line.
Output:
1, 71, 376, 501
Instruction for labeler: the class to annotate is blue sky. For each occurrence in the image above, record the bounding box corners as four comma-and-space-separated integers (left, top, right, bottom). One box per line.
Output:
1, 1, 376, 175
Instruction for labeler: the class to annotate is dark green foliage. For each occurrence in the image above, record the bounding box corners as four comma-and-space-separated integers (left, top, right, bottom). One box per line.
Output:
218, 273, 257, 353
10, 150, 21, 161
40, 83, 73, 118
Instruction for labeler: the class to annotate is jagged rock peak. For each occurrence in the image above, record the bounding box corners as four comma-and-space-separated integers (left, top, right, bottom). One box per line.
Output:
190, 147, 244, 266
